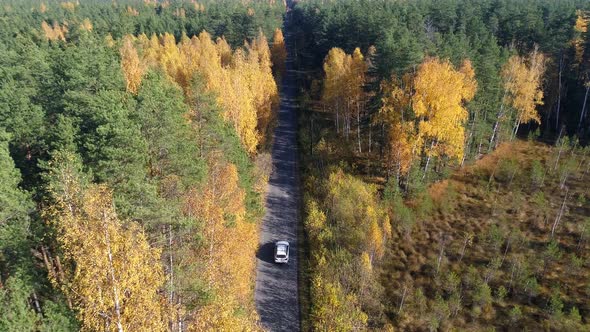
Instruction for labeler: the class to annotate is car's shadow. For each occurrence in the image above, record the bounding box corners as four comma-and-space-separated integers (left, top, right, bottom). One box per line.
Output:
256, 242, 276, 264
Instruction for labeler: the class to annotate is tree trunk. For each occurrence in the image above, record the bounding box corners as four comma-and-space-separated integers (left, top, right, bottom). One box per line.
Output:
103, 211, 124, 332
436, 233, 445, 275
168, 224, 174, 303
32, 292, 41, 313
357, 104, 362, 154
398, 286, 408, 313
459, 236, 469, 263
500, 237, 511, 266
555, 54, 563, 131
551, 188, 569, 238
578, 83, 589, 135
511, 118, 521, 141
423, 140, 435, 179
489, 103, 505, 152
336, 104, 340, 134
490, 64, 514, 151
553, 126, 565, 171
368, 123, 372, 153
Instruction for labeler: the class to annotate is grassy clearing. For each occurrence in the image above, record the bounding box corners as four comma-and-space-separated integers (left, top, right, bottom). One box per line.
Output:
384, 140, 590, 330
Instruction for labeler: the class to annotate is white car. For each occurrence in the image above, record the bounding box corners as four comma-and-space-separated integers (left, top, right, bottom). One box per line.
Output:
274, 241, 290, 263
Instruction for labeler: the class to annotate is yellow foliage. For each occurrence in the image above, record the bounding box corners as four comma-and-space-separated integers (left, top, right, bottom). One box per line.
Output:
379, 75, 417, 175
126, 31, 278, 154
310, 275, 368, 331
271, 28, 287, 79
367, 208, 384, 261
575, 10, 588, 33
126, 5, 139, 16
413, 57, 477, 161
322, 47, 367, 137
80, 18, 93, 31
173, 7, 186, 18
41, 21, 68, 41
60, 1, 76, 11
120, 35, 145, 94
183, 154, 260, 330
305, 199, 327, 241
191, 298, 261, 332
48, 183, 167, 332
104, 34, 115, 48
573, 11, 588, 66
361, 251, 372, 271
322, 47, 347, 115
502, 47, 546, 126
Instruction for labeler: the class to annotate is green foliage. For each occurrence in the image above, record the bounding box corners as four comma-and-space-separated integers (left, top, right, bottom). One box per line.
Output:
0, 0, 284, 48
530, 160, 545, 188
495, 157, 520, 184
412, 288, 428, 316
473, 281, 492, 306
310, 275, 368, 331
392, 194, 415, 236
524, 277, 540, 299
0, 275, 40, 332
0, 131, 33, 271
545, 240, 562, 262
443, 271, 461, 294
496, 285, 508, 303
509, 305, 522, 323
187, 78, 263, 219
0, 1, 285, 328
486, 224, 505, 251
548, 289, 564, 318
429, 295, 450, 331
135, 70, 205, 186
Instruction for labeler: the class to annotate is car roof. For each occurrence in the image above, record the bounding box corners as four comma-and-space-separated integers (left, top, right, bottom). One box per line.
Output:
276, 241, 289, 246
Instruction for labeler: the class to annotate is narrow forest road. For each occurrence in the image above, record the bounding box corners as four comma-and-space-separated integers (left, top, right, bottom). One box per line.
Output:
254, 5, 300, 332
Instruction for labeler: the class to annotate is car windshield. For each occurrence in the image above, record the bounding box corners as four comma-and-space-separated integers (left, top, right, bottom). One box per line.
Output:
276, 245, 287, 256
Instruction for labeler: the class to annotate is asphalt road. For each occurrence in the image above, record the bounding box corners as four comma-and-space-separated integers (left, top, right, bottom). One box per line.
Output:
254, 8, 300, 332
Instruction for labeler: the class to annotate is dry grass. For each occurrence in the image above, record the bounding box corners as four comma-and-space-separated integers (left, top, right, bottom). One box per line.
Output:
382, 140, 590, 330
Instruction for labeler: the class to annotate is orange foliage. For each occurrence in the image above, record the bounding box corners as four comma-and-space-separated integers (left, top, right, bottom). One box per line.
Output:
126, 5, 139, 16
271, 28, 287, 79
413, 57, 477, 161
41, 21, 68, 41
120, 35, 145, 95
379, 74, 416, 175
124, 31, 278, 154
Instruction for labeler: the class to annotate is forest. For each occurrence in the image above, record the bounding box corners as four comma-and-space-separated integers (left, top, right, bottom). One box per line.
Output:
0, 0, 285, 330
2, 0, 590, 331
292, 0, 590, 330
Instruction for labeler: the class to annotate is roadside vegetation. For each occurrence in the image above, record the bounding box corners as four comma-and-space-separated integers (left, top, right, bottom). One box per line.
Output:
0, 0, 285, 330
293, 0, 590, 330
